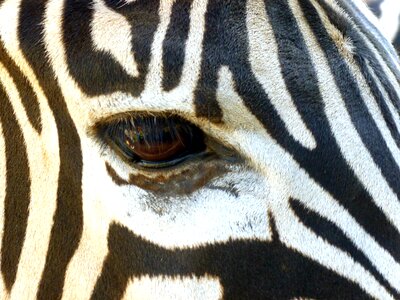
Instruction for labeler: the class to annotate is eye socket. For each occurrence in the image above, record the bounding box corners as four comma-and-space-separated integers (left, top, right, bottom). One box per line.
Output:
100, 115, 206, 168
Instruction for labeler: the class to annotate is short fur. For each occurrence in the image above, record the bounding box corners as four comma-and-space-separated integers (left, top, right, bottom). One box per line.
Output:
0, 0, 399, 299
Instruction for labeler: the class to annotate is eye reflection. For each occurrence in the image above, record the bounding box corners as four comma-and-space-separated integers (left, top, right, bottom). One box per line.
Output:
102, 115, 206, 168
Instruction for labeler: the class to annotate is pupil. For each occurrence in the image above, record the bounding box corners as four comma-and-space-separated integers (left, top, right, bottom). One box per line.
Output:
106, 115, 205, 165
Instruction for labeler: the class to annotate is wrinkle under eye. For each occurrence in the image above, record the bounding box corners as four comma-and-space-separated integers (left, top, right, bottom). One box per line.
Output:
100, 115, 206, 168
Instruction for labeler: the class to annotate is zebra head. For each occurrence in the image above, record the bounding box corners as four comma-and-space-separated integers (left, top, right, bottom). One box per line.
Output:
0, 0, 399, 299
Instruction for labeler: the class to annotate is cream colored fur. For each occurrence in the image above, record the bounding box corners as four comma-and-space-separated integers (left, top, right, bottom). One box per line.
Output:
0, 0, 399, 299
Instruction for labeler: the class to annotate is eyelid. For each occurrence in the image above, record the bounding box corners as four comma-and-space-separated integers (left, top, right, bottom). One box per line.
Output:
97, 113, 207, 169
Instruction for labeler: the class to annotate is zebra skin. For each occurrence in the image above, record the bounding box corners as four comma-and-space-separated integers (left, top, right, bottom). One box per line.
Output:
0, 0, 400, 299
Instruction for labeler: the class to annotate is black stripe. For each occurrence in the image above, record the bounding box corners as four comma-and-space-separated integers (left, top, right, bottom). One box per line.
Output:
288, 0, 400, 263
18, 1, 83, 298
162, 0, 192, 91
91, 221, 370, 300
195, 0, 400, 269
336, 0, 400, 80
240, 0, 400, 267
394, 20, 400, 54
367, 0, 383, 18
193, 0, 234, 123
315, 0, 400, 153
191, 0, 400, 268
320, 0, 400, 121
290, 198, 400, 298
63, 0, 160, 97
320, 0, 400, 149
301, 1, 400, 213
0, 39, 42, 133
0, 83, 31, 291
354, 53, 400, 150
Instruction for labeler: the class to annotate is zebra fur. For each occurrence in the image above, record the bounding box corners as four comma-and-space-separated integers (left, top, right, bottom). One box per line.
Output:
0, 0, 400, 299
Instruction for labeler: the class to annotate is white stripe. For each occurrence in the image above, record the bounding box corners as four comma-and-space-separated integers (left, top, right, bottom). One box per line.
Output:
353, 0, 399, 70
0, 55, 61, 298
0, 0, 52, 118
62, 140, 112, 300
336, 46, 400, 173
213, 68, 397, 299
330, 0, 400, 100
41, 1, 111, 298
91, 0, 139, 78
142, 0, 172, 96
291, 0, 400, 289
123, 276, 223, 300
306, 0, 400, 237
87, 0, 208, 123
42, 0, 89, 131
272, 196, 393, 300
122, 0, 137, 4
165, 0, 208, 108
386, 91, 400, 134
246, 0, 317, 150
364, 62, 400, 163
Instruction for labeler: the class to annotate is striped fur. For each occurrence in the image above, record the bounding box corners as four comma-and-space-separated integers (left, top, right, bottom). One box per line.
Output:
0, 0, 400, 299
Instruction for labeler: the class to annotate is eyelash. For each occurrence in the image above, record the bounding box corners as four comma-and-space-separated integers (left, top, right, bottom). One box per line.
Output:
95, 114, 208, 169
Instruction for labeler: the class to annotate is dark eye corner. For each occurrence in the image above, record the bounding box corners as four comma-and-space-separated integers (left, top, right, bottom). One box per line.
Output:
93, 113, 209, 169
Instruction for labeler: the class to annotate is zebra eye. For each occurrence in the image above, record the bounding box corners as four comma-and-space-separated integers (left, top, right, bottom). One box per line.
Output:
102, 115, 206, 168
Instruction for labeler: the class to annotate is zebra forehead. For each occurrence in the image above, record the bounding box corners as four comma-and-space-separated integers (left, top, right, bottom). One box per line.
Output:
54, 0, 365, 124
56, 0, 392, 109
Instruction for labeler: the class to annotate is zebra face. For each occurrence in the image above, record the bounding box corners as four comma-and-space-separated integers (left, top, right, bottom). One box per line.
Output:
1, 0, 400, 299
63, 0, 272, 247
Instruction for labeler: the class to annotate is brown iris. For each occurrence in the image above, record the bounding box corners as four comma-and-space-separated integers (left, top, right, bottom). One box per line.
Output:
103, 115, 206, 168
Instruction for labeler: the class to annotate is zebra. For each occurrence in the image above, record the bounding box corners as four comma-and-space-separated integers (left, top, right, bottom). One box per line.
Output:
0, 0, 400, 298
365, 0, 400, 52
